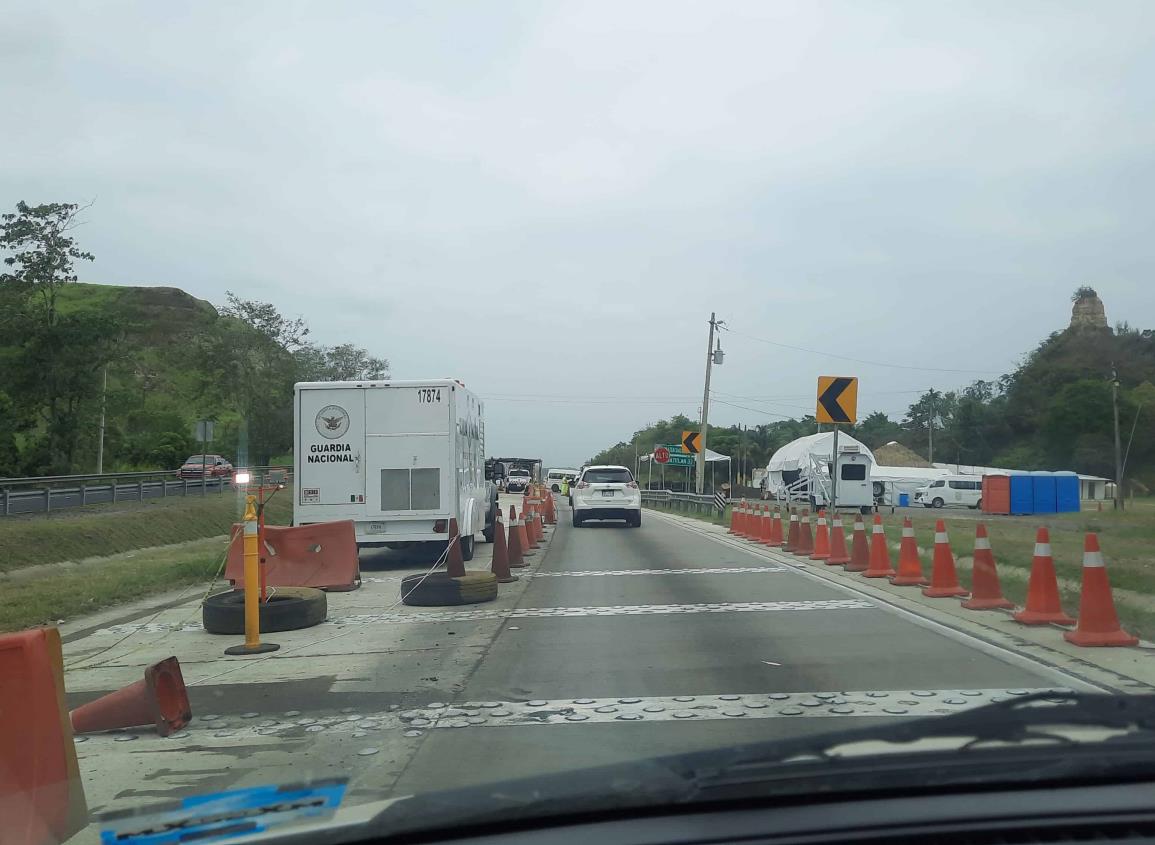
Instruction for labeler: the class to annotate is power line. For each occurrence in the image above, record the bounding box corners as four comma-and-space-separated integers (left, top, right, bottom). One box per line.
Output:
718, 324, 1003, 376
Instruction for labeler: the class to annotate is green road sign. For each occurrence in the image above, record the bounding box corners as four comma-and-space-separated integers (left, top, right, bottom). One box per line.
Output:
662, 444, 686, 454
666, 454, 694, 467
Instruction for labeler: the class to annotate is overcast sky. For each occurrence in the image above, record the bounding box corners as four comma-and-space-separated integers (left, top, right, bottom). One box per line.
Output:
4, 1, 1154, 467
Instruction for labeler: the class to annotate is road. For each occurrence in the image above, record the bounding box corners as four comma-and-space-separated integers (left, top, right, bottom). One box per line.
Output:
59, 492, 1103, 842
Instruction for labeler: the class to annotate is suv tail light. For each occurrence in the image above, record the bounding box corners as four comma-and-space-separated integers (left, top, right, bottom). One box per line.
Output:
627, 481, 639, 489
576, 482, 589, 489
433, 520, 447, 533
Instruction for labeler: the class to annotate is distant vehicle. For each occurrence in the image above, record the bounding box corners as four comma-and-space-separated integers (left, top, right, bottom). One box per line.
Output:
178, 455, 233, 479
506, 468, 532, 493
914, 475, 983, 509
293, 379, 497, 560
572, 465, 641, 528
546, 468, 580, 493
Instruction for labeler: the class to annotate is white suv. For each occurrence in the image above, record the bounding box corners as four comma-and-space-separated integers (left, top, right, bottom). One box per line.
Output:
572, 465, 641, 527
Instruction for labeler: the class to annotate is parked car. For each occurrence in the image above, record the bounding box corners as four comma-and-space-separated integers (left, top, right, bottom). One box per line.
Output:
506, 468, 532, 493
178, 455, 233, 479
914, 475, 983, 509
571, 465, 641, 527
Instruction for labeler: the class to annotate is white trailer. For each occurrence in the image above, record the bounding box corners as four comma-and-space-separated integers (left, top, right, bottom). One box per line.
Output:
294, 379, 497, 560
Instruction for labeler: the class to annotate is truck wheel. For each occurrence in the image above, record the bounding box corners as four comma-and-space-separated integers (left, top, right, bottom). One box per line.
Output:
460, 534, 475, 561
202, 587, 327, 635
482, 513, 495, 543
400, 572, 498, 607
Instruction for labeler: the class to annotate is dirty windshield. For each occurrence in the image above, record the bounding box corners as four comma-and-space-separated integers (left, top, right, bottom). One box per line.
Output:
3, 3, 1154, 844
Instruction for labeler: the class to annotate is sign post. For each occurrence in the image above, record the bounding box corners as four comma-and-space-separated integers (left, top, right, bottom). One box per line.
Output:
816, 377, 858, 510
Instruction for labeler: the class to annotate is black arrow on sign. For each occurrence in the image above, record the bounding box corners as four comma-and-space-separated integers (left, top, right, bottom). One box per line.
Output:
682, 431, 701, 454
818, 377, 854, 424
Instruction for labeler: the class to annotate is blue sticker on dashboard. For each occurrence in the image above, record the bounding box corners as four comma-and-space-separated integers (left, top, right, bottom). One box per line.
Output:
98, 778, 347, 845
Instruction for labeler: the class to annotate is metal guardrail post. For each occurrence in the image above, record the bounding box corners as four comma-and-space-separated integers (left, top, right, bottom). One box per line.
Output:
111, 480, 117, 503
45, 486, 51, 515
138, 479, 144, 501
80, 482, 86, 506
1, 486, 8, 516
182, 478, 188, 497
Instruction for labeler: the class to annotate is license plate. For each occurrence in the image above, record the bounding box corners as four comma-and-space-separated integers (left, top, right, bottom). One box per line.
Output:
366, 522, 388, 534
601, 490, 614, 497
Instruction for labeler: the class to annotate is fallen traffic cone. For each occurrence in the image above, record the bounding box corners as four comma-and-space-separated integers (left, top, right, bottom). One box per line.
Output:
922, 519, 968, 597
846, 514, 870, 572
445, 518, 467, 577
1064, 533, 1138, 647
810, 510, 831, 561
783, 510, 799, 552
891, 517, 928, 585
507, 513, 527, 568
826, 513, 850, 565
1013, 528, 1075, 625
70, 656, 191, 737
795, 510, 814, 556
962, 524, 1014, 610
769, 508, 784, 546
863, 514, 896, 578
490, 513, 517, 583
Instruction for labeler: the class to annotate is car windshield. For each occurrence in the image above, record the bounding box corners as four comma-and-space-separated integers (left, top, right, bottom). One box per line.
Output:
3, 5, 1152, 845
583, 468, 633, 483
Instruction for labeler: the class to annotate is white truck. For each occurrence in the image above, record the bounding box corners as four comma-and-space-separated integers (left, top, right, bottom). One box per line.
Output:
293, 379, 498, 560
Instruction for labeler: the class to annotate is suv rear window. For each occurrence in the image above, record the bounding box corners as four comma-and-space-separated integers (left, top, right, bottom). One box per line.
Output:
583, 468, 633, 484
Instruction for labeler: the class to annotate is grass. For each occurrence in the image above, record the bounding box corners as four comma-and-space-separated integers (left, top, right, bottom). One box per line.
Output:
0, 540, 229, 632
0, 492, 292, 573
647, 498, 1155, 641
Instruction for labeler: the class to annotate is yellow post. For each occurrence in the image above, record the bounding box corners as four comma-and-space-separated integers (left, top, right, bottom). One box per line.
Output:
225, 493, 280, 655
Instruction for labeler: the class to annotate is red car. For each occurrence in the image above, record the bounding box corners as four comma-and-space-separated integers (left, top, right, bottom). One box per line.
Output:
177, 455, 233, 479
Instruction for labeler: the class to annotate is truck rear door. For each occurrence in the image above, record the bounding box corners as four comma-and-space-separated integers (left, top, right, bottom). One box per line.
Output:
364, 385, 452, 519
298, 387, 365, 506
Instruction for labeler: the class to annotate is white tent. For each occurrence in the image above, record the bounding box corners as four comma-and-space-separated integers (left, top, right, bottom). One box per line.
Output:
764, 432, 875, 500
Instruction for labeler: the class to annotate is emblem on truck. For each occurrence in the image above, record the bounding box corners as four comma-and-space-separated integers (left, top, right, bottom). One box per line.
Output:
315, 405, 350, 439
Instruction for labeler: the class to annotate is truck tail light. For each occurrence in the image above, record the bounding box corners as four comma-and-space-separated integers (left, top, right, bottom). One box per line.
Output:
433, 520, 447, 533
576, 482, 589, 489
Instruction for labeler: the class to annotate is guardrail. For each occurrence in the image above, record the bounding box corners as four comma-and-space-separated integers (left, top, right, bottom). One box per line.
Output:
641, 489, 727, 517
0, 466, 293, 518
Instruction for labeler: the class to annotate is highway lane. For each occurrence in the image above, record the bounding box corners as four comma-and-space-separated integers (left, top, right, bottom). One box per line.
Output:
392, 500, 1072, 794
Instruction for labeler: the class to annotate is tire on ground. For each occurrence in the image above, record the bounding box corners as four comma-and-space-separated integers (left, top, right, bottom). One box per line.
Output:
202, 586, 327, 635
400, 572, 499, 607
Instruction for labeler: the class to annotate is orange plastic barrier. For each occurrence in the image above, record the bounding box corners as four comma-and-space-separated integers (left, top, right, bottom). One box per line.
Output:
0, 627, 88, 845
226, 520, 360, 592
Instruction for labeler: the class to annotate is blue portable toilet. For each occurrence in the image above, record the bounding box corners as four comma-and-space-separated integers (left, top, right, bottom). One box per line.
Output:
1031, 471, 1057, 514
1054, 471, 1080, 513
1009, 472, 1034, 515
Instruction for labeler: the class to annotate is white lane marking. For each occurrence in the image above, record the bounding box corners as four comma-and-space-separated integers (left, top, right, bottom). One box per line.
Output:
98, 600, 875, 634
646, 509, 1108, 693
76, 688, 1067, 746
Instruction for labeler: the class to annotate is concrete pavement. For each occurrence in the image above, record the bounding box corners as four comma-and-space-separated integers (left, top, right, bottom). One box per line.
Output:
60, 493, 1104, 841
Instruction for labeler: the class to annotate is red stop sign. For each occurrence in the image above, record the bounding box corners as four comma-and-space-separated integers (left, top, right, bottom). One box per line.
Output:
654, 446, 670, 464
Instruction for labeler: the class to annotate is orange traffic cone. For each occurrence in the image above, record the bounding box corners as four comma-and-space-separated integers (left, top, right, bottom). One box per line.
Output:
727, 504, 739, 534
891, 517, 928, 585
507, 513, 527, 568
846, 513, 870, 572
783, 511, 799, 552
826, 513, 850, 565
490, 513, 517, 583
769, 509, 784, 546
810, 510, 831, 561
543, 493, 556, 525
445, 518, 467, 577
923, 519, 968, 597
795, 510, 814, 556
1013, 527, 1074, 625
529, 511, 543, 547
515, 510, 535, 557
863, 514, 896, 578
962, 524, 1014, 610
1064, 534, 1138, 646
70, 656, 191, 737
758, 506, 774, 545
737, 500, 750, 538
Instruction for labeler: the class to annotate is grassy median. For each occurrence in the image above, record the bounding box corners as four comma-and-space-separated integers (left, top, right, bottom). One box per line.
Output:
647, 499, 1155, 640
0, 493, 293, 632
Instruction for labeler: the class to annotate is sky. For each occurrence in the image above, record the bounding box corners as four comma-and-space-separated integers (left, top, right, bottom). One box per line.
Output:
4, 1, 1154, 468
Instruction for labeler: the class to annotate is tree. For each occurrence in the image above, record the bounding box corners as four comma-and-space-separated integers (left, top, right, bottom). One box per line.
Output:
853, 411, 903, 448
295, 343, 389, 381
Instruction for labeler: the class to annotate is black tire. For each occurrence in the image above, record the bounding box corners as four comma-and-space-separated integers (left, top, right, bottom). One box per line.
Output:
482, 505, 496, 543
460, 534, 475, 561
572, 510, 584, 527
975, 498, 983, 511
400, 572, 498, 607
932, 498, 945, 508
202, 587, 327, 635
628, 511, 641, 527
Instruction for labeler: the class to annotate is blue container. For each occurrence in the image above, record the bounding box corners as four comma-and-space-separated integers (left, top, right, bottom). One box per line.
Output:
1009, 472, 1034, 515
1054, 471, 1080, 513
899, 492, 910, 507
1031, 470, 1057, 514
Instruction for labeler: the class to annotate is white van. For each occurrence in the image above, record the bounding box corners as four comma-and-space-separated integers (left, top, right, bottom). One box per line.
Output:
914, 475, 983, 509
294, 379, 498, 560
546, 468, 580, 492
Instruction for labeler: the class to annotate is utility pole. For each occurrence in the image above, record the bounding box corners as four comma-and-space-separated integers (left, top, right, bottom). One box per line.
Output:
96, 364, 108, 473
697, 312, 722, 494
927, 391, 936, 464
1112, 362, 1124, 511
